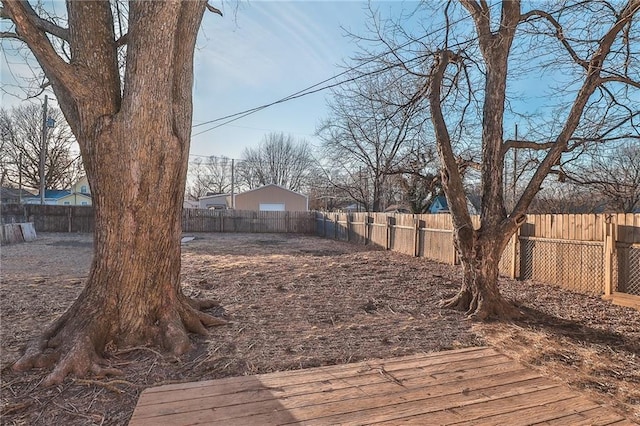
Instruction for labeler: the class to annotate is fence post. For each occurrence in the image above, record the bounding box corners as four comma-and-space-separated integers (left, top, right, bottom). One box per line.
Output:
365, 215, 371, 245
323, 213, 327, 237
346, 213, 351, 242
413, 217, 420, 257
510, 228, 520, 279
67, 206, 72, 233
334, 213, 338, 240
603, 216, 617, 297
386, 215, 392, 250
285, 211, 290, 233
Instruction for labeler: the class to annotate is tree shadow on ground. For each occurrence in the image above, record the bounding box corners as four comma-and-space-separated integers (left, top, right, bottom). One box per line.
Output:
512, 305, 640, 355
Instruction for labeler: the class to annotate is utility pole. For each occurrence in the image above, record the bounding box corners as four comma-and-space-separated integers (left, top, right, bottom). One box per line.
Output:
39, 94, 48, 205
230, 158, 235, 209
18, 153, 23, 204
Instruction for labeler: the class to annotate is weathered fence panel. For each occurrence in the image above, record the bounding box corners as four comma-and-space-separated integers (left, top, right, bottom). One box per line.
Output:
418, 214, 456, 264
520, 237, 604, 294
612, 214, 640, 297
2, 204, 315, 235
1, 223, 37, 244
181, 209, 314, 234
315, 211, 640, 303
1, 204, 94, 233
369, 213, 388, 249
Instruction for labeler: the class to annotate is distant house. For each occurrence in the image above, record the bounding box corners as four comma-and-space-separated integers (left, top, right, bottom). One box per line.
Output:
183, 199, 199, 209
0, 187, 34, 204
198, 193, 231, 209
56, 192, 92, 206
384, 204, 412, 214
23, 189, 71, 205
23, 176, 93, 206
428, 195, 449, 214
70, 176, 91, 197
234, 184, 308, 212
428, 195, 479, 215
342, 203, 365, 213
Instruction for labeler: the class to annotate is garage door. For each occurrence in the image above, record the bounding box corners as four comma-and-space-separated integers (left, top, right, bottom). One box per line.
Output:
259, 203, 285, 211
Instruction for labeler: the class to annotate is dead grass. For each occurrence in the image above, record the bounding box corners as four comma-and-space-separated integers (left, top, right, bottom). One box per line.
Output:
1, 232, 639, 425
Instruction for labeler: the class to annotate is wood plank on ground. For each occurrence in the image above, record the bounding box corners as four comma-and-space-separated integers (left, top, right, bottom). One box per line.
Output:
135, 347, 504, 407
132, 354, 522, 418
128, 347, 630, 426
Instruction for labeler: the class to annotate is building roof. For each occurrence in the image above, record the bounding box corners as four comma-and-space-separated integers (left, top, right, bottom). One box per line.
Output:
44, 189, 72, 198
56, 192, 92, 202
0, 187, 35, 199
199, 193, 230, 200
24, 189, 71, 199
236, 184, 307, 199
428, 194, 479, 215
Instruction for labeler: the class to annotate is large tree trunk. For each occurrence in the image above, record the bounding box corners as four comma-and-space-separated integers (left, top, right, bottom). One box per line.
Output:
7, 0, 227, 386
427, 3, 522, 321
441, 229, 522, 320
13, 109, 226, 386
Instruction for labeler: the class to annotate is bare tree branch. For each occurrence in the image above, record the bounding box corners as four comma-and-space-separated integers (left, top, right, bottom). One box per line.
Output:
503, 140, 556, 152
206, 3, 223, 17
599, 75, 640, 89
512, 0, 640, 219
429, 49, 474, 238
2, 1, 78, 104
0, 3, 69, 41
520, 9, 589, 69
0, 31, 23, 41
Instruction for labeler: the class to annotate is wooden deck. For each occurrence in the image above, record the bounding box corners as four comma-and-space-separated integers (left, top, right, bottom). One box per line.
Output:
129, 346, 631, 425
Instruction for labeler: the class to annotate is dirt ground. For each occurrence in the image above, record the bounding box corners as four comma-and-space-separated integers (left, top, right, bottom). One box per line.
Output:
1, 232, 639, 425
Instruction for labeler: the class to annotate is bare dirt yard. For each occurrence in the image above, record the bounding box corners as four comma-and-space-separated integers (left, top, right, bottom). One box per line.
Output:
1, 232, 639, 425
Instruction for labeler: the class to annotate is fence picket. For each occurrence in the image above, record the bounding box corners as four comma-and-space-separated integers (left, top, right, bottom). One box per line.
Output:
4, 203, 640, 301
314, 212, 640, 299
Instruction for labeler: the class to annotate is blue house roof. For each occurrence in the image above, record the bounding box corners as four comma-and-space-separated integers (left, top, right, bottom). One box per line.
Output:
43, 189, 71, 198
428, 194, 481, 215
428, 195, 449, 214
25, 189, 71, 200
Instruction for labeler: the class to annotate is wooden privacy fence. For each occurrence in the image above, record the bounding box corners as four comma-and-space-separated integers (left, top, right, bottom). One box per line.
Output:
0, 204, 316, 235
181, 209, 315, 234
315, 212, 640, 306
1, 204, 94, 233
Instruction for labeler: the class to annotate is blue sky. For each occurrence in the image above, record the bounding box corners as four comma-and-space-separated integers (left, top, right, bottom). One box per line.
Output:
1, 1, 397, 160
190, 1, 399, 160
0, 1, 554, 160
3, 1, 634, 162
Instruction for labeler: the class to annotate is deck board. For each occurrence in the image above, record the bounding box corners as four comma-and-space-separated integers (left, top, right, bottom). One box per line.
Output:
129, 346, 631, 426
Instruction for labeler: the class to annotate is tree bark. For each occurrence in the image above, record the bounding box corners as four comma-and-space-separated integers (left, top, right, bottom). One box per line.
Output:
6, 0, 226, 385
428, 1, 523, 320
442, 229, 522, 320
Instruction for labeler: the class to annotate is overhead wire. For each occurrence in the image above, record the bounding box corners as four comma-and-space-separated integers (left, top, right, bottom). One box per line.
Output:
190, 5, 490, 137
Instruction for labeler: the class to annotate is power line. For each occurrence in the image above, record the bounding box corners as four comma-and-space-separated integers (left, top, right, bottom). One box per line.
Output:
191, 7, 486, 137
188, 153, 244, 163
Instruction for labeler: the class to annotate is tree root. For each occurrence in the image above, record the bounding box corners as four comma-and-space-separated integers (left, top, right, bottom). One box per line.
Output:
440, 289, 473, 312
13, 295, 228, 386
441, 290, 524, 321
14, 330, 122, 387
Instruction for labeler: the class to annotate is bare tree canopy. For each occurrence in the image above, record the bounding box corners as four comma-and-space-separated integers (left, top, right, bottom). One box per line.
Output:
391, 144, 443, 213
186, 155, 233, 199
0, 104, 82, 190
238, 132, 316, 192
356, 0, 639, 319
566, 142, 640, 212
1, 0, 225, 385
317, 65, 429, 212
